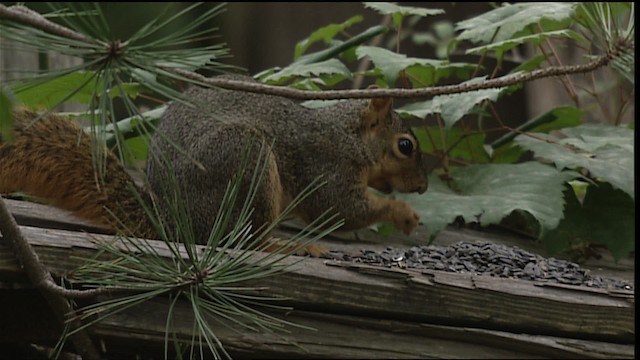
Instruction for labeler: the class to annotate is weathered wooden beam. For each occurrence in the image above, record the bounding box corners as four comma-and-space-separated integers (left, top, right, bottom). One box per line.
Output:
0, 198, 635, 358
5, 197, 635, 282
0, 225, 633, 341
0, 289, 633, 359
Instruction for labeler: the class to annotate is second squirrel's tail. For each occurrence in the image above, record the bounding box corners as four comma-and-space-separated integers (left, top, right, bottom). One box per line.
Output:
0, 109, 156, 238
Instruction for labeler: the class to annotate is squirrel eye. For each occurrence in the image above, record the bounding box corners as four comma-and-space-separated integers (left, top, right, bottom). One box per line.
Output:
397, 137, 414, 156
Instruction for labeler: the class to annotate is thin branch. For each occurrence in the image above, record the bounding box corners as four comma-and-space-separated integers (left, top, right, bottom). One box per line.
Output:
353, 15, 391, 89
0, 201, 113, 299
484, 100, 566, 156
435, 114, 449, 172
590, 70, 614, 124
0, 197, 101, 359
537, 22, 580, 105
471, 27, 500, 79
0, 4, 93, 43
162, 52, 615, 100
614, 85, 634, 126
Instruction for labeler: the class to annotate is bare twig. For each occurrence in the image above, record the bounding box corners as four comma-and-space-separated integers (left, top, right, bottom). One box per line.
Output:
615, 86, 634, 126
353, 15, 392, 89
0, 4, 93, 43
435, 114, 449, 171
162, 52, 614, 100
537, 23, 580, 106
590, 71, 614, 123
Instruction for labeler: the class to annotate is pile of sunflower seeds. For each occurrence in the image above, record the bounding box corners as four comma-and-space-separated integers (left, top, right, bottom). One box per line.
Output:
333, 241, 633, 291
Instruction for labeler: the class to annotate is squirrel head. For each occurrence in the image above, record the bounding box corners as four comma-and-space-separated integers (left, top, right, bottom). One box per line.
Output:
360, 89, 429, 195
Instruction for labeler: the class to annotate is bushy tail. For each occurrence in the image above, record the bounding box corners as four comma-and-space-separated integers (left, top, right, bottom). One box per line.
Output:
0, 109, 156, 238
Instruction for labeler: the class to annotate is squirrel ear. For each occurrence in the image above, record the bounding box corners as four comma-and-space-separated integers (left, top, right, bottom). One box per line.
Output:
363, 85, 393, 130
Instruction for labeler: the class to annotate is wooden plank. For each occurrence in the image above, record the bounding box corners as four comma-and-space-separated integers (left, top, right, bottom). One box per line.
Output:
96, 299, 538, 359
5, 197, 635, 283
0, 198, 635, 358
416, 324, 634, 359
3, 197, 109, 235
0, 225, 634, 343
1, 289, 633, 359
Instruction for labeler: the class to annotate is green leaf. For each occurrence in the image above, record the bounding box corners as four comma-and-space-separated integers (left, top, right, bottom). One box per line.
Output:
364, 2, 444, 28
542, 183, 635, 261
364, 2, 445, 18
12, 72, 95, 108
288, 78, 323, 91
287, 75, 350, 90
412, 126, 489, 163
412, 32, 438, 46
488, 143, 525, 164
356, 46, 442, 84
404, 62, 476, 87
0, 88, 15, 142
510, 54, 547, 73
456, 2, 577, 44
527, 107, 583, 133
579, 183, 635, 261
253, 67, 280, 81
294, 15, 363, 59
539, 186, 586, 256
413, 21, 457, 59
568, 179, 589, 201
357, 46, 475, 85
560, 124, 634, 153
373, 222, 397, 236
396, 77, 505, 128
124, 135, 150, 161
491, 106, 584, 149
515, 124, 634, 199
262, 58, 352, 84
156, 54, 222, 70
466, 30, 583, 58
12, 71, 141, 107
295, 26, 387, 66
401, 162, 578, 238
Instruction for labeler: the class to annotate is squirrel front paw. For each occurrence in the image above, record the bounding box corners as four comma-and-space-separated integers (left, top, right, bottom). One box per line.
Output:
389, 200, 420, 235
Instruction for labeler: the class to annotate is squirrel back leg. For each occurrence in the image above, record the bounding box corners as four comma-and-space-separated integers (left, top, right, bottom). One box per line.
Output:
148, 126, 328, 256
247, 149, 330, 257
248, 150, 329, 257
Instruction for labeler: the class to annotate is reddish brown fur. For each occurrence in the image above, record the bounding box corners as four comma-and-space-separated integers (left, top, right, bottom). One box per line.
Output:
0, 109, 155, 238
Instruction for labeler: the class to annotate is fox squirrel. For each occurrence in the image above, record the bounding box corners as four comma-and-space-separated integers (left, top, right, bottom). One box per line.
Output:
1, 75, 428, 255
